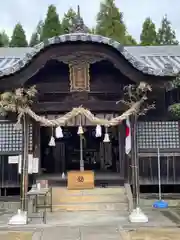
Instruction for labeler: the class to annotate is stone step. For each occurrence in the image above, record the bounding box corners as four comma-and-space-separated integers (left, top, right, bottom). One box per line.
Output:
53, 194, 127, 204
51, 187, 128, 212
52, 187, 127, 205
52, 187, 126, 196
53, 202, 128, 212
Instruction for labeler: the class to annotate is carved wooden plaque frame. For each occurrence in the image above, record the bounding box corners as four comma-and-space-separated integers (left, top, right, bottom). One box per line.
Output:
69, 63, 90, 92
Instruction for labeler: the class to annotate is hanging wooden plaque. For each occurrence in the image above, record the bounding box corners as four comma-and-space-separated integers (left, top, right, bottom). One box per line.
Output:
69, 63, 90, 92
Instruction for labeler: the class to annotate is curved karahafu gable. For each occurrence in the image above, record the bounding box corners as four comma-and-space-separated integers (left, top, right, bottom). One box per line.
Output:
0, 33, 176, 77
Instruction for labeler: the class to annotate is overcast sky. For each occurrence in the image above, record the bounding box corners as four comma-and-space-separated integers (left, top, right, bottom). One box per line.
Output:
0, 0, 179, 42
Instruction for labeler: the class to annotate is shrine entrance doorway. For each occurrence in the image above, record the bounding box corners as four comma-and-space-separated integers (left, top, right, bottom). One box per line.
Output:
40, 126, 121, 175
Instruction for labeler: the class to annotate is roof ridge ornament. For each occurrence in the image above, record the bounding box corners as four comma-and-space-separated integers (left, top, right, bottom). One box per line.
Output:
69, 5, 89, 33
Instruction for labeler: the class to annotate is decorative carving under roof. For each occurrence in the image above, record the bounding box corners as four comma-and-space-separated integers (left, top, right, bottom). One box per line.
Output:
57, 52, 104, 65
69, 5, 89, 33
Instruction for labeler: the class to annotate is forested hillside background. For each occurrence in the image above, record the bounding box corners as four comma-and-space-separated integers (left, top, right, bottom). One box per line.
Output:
0, 0, 178, 47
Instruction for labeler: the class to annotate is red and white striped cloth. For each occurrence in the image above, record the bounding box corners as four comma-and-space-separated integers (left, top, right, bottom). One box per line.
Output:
125, 117, 131, 154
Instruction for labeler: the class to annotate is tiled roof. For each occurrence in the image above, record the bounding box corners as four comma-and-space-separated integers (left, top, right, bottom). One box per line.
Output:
126, 46, 180, 73
0, 33, 178, 77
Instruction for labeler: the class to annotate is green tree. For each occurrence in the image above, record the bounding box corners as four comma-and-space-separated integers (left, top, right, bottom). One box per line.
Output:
10, 23, 28, 47
29, 20, 44, 46
140, 17, 157, 46
41, 4, 61, 40
156, 15, 178, 45
61, 8, 77, 34
125, 34, 137, 45
90, 27, 96, 34
29, 32, 39, 47
169, 77, 180, 119
0, 30, 9, 47
95, 0, 126, 43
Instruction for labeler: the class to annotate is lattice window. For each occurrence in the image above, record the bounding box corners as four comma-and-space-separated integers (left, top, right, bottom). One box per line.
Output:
137, 121, 180, 149
0, 122, 32, 153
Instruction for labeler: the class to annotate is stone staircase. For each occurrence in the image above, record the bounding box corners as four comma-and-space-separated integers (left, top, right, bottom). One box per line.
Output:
52, 187, 129, 212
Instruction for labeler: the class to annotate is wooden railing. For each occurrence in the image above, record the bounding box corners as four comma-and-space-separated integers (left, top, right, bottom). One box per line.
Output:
0, 155, 34, 196
138, 155, 180, 185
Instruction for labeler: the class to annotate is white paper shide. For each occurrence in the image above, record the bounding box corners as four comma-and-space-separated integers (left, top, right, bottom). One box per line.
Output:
8, 155, 19, 164
18, 155, 39, 174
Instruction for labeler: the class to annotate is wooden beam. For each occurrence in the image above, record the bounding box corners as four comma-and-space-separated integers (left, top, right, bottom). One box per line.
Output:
33, 100, 126, 112
139, 148, 180, 154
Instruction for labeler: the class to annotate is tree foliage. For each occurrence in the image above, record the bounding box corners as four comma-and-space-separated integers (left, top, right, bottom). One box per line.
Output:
156, 15, 178, 45
168, 75, 180, 119
125, 34, 137, 45
90, 27, 96, 34
29, 32, 39, 47
169, 103, 180, 119
29, 20, 44, 46
41, 4, 61, 40
119, 82, 154, 116
95, 0, 127, 43
0, 31, 9, 47
61, 8, 77, 34
140, 17, 157, 46
0, 86, 37, 117
10, 23, 28, 47
0, 5, 179, 48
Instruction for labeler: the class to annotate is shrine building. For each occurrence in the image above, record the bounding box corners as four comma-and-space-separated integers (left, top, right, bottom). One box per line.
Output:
0, 15, 179, 195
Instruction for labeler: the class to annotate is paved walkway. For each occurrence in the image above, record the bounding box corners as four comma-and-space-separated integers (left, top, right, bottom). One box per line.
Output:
1, 226, 180, 240
0, 226, 123, 240
0, 207, 179, 239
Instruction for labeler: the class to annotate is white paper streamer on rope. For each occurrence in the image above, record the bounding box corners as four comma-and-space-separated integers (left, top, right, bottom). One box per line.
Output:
77, 126, 84, 135
95, 125, 102, 137
103, 133, 110, 142
103, 127, 110, 143
55, 126, 63, 138
49, 136, 56, 146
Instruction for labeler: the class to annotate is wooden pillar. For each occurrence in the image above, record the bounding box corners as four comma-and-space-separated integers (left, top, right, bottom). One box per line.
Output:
20, 115, 29, 212
32, 121, 41, 174
131, 115, 140, 205
118, 124, 126, 179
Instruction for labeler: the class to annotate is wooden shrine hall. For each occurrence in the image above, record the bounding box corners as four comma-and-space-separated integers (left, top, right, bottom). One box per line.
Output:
0, 13, 179, 194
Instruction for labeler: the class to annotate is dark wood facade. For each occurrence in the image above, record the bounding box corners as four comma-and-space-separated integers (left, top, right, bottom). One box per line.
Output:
0, 39, 179, 194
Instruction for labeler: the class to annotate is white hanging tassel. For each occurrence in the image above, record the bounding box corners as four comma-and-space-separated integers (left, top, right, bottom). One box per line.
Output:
103, 133, 110, 142
77, 125, 84, 135
103, 127, 110, 143
95, 125, 102, 137
55, 126, 63, 138
48, 136, 56, 146
62, 172, 65, 179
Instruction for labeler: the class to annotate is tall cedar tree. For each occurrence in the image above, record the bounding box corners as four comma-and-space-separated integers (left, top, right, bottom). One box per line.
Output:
10, 23, 28, 47
29, 32, 39, 47
90, 27, 96, 34
29, 20, 44, 46
0, 31, 9, 47
41, 5, 61, 40
125, 34, 137, 45
140, 17, 157, 45
96, 0, 126, 44
156, 15, 178, 45
61, 8, 77, 34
